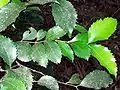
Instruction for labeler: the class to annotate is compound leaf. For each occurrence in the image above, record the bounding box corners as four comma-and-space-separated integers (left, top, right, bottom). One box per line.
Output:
22, 27, 37, 40
0, 35, 17, 66
88, 17, 117, 43
58, 41, 74, 61
38, 75, 59, 90
1, 77, 27, 90
89, 44, 117, 76
80, 70, 113, 89
0, 2, 26, 32
0, 0, 10, 8
67, 73, 81, 84
16, 42, 32, 62
13, 67, 33, 90
52, 0, 77, 36
32, 43, 48, 68
37, 30, 46, 41
46, 26, 66, 40
71, 42, 90, 60
44, 41, 62, 64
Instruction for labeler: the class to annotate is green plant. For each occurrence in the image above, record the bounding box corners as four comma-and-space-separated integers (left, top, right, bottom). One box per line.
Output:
0, 0, 118, 90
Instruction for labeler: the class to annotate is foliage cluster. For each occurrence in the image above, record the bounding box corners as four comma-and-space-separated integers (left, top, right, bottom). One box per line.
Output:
0, 0, 118, 90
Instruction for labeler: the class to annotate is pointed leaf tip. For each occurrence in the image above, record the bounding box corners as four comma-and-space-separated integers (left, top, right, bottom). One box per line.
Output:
89, 44, 117, 76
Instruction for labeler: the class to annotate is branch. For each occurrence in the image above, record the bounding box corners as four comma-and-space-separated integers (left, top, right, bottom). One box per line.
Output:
15, 61, 80, 90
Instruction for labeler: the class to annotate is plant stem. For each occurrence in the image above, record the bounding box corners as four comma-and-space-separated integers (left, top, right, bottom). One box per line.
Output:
15, 61, 79, 90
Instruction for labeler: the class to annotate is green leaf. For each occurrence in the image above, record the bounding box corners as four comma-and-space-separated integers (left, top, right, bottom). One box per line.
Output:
0, 84, 7, 90
0, 2, 26, 32
67, 73, 81, 84
13, 67, 33, 90
0, 35, 17, 66
32, 43, 48, 68
71, 42, 90, 60
58, 41, 74, 61
12, 0, 21, 3
27, 0, 58, 5
52, 0, 77, 36
22, 27, 37, 40
16, 42, 32, 62
37, 30, 46, 41
89, 44, 117, 76
0, 0, 10, 8
1, 77, 27, 90
69, 33, 88, 43
44, 41, 62, 64
80, 70, 113, 89
88, 17, 117, 43
46, 26, 66, 40
74, 24, 87, 33
38, 75, 59, 90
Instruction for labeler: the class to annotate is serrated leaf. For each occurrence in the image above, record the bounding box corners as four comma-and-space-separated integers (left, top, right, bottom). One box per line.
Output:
0, 2, 26, 32
22, 27, 37, 40
67, 73, 81, 84
74, 24, 87, 33
52, 0, 77, 36
46, 26, 66, 40
0, 0, 10, 8
71, 42, 90, 60
16, 42, 32, 62
80, 70, 113, 89
89, 45, 117, 76
32, 43, 48, 68
0, 84, 7, 90
44, 41, 62, 64
88, 17, 117, 43
37, 30, 46, 41
38, 75, 59, 90
28, 0, 58, 5
58, 41, 74, 61
0, 35, 17, 66
69, 33, 88, 43
1, 77, 27, 90
13, 67, 33, 90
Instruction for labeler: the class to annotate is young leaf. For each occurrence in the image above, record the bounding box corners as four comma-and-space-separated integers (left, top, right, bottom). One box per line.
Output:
27, 0, 58, 5
89, 44, 117, 76
37, 30, 46, 41
74, 24, 87, 33
80, 70, 113, 89
13, 67, 33, 90
71, 42, 90, 60
67, 73, 81, 84
46, 26, 66, 40
1, 77, 27, 90
38, 75, 59, 90
32, 43, 48, 68
57, 41, 74, 61
22, 27, 37, 40
0, 35, 17, 66
52, 0, 77, 36
0, 2, 26, 32
88, 17, 117, 43
44, 41, 62, 64
16, 42, 32, 62
0, 0, 10, 8
69, 33, 88, 43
